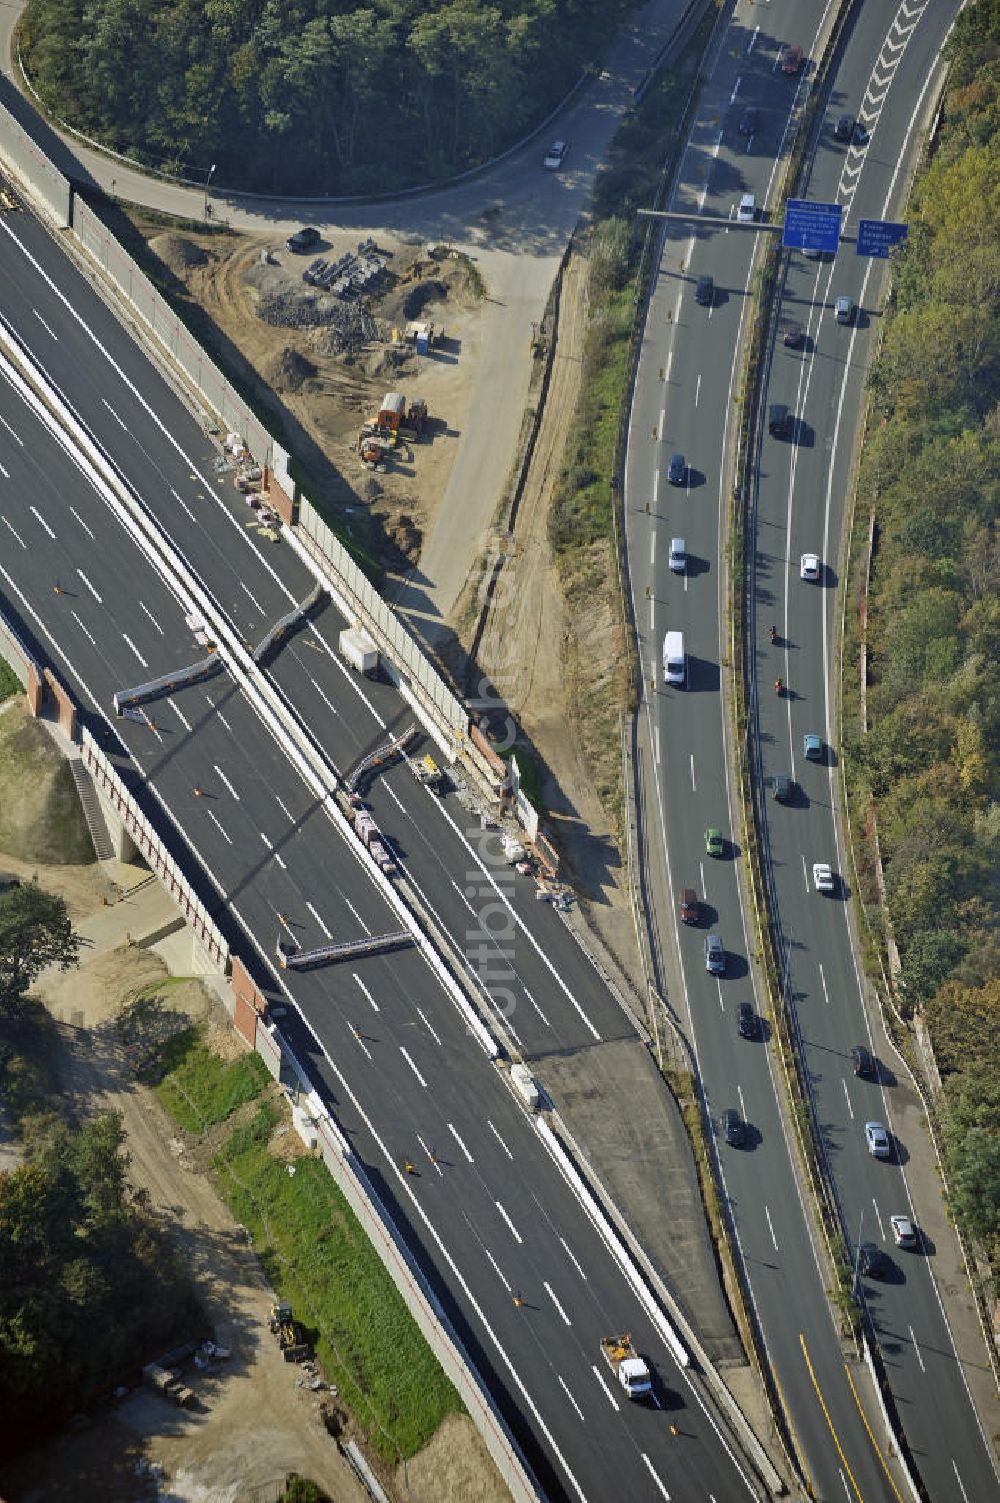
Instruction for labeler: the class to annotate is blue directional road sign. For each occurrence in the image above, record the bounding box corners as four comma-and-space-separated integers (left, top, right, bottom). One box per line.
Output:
782, 199, 843, 254
857, 218, 908, 258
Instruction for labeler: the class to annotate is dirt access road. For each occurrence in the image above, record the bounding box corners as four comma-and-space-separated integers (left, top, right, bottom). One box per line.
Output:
0, 842, 507, 1503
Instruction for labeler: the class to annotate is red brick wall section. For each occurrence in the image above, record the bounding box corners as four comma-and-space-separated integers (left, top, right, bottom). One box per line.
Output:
42, 668, 77, 740
265, 468, 297, 526
26, 662, 44, 717
230, 954, 266, 1048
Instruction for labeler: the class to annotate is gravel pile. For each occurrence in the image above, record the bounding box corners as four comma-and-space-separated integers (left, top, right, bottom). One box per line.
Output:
257, 291, 382, 355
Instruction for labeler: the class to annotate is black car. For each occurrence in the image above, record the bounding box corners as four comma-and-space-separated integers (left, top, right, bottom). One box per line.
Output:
782, 320, 803, 349
739, 106, 759, 137
721, 1109, 745, 1147
737, 1002, 756, 1039
768, 402, 791, 438
852, 1044, 876, 1079
834, 113, 856, 142
772, 773, 793, 803
695, 274, 714, 307
667, 452, 687, 486
286, 226, 321, 253
858, 1242, 888, 1279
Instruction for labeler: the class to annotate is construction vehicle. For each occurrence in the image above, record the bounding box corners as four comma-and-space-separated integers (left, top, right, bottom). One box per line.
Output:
377, 392, 406, 432
412, 753, 443, 789
600, 1335, 653, 1401
399, 398, 428, 442
357, 430, 392, 467
269, 1301, 311, 1362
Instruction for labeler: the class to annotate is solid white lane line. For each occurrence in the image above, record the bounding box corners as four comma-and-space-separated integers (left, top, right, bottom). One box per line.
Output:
765, 1205, 779, 1252
205, 808, 232, 845
352, 973, 379, 1012
737, 1084, 747, 1120
482, 1246, 511, 1291
560, 1237, 587, 1281
309, 675, 340, 719
495, 1201, 522, 1244
240, 580, 266, 614
802, 853, 810, 891
416, 1133, 444, 1176
842, 1078, 854, 1120
872, 1199, 885, 1239
487, 1119, 513, 1159
522, 986, 550, 1026
641, 1454, 671, 1500
122, 633, 148, 667
0, 461, 9, 479
139, 600, 164, 635
33, 309, 58, 340
350, 1024, 372, 1061
70, 610, 96, 645
343, 897, 369, 933
690, 753, 696, 792
819, 963, 830, 1006
29, 504, 55, 538
952, 1458, 970, 1503
399, 1046, 427, 1088
76, 568, 102, 602
650, 532, 656, 565
276, 795, 295, 822
143, 710, 163, 742
167, 697, 191, 731
544, 1281, 572, 1326
216, 709, 232, 733
170, 486, 197, 522
306, 900, 331, 937
910, 1327, 926, 1374
69, 505, 94, 538
694, 373, 702, 407
2, 516, 25, 547
450, 879, 476, 916
591, 1365, 620, 1411
213, 764, 241, 801
101, 398, 127, 431
448, 1122, 475, 1162
416, 1006, 443, 1047
557, 1375, 585, 1421
0, 413, 23, 444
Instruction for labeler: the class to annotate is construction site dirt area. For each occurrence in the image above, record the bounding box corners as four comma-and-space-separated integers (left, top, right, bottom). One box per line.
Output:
144, 225, 485, 572
0, 844, 509, 1503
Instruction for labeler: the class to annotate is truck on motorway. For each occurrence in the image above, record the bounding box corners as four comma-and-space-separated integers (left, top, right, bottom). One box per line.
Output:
600, 1334, 653, 1400
339, 626, 378, 676
510, 1062, 540, 1110
412, 753, 443, 789
662, 630, 686, 687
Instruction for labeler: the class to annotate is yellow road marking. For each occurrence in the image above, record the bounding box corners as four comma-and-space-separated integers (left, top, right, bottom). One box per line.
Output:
800, 1332, 864, 1502
843, 1361, 905, 1503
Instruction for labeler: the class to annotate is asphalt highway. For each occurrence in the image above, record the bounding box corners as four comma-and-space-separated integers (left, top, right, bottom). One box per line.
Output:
624, 0, 999, 1500
0, 218, 759, 1503
751, 3, 1000, 1500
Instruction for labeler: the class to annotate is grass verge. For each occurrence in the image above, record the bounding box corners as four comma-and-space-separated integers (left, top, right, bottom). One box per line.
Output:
151, 1029, 461, 1461
0, 656, 21, 704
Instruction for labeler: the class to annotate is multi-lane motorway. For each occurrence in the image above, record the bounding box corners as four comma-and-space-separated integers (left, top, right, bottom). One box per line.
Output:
626, 0, 1000, 1500
0, 199, 761, 1500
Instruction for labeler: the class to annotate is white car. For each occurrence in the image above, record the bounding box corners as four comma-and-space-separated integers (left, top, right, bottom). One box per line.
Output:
544, 140, 568, 170
891, 1214, 917, 1248
865, 1121, 892, 1159
737, 193, 756, 223
812, 862, 835, 893
669, 537, 687, 574
800, 552, 821, 581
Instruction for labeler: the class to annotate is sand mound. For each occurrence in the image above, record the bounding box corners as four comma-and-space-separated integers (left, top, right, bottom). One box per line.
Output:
149, 233, 208, 275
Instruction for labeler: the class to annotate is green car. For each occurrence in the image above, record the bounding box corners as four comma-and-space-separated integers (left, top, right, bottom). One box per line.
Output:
803, 733, 824, 761
705, 827, 724, 857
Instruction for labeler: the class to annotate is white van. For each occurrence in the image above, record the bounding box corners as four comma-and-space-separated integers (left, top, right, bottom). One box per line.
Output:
663, 630, 686, 686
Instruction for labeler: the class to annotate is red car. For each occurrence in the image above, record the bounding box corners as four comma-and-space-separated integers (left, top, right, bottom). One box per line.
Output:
779, 44, 803, 74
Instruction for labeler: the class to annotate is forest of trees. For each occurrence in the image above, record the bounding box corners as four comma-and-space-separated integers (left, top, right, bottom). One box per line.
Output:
18, 0, 630, 193
0, 883, 197, 1453
850, 0, 1000, 1269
